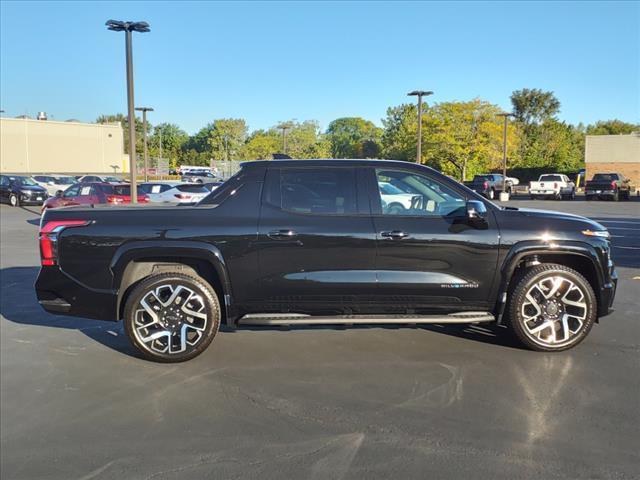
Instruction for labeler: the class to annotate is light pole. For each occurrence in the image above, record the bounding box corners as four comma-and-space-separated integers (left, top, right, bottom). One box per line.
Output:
278, 123, 291, 154
106, 19, 150, 203
497, 112, 515, 196
135, 106, 153, 181
407, 90, 433, 163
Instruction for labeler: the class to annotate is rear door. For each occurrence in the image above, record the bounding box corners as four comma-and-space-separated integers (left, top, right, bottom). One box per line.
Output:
254, 166, 377, 314
368, 166, 501, 313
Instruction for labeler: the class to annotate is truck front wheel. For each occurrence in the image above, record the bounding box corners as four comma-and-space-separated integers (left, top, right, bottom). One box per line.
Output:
123, 272, 220, 362
506, 264, 596, 352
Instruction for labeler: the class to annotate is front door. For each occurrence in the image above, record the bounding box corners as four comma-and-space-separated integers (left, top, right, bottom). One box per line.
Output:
254, 166, 377, 315
368, 166, 501, 313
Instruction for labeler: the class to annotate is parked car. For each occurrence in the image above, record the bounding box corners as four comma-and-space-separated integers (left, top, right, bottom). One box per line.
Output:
138, 182, 210, 205
35, 159, 617, 362
463, 174, 512, 199
42, 182, 149, 210
529, 174, 576, 200
32, 174, 76, 196
77, 175, 124, 184
506, 176, 520, 186
181, 171, 221, 184
585, 173, 632, 201
378, 181, 419, 213
0, 175, 48, 206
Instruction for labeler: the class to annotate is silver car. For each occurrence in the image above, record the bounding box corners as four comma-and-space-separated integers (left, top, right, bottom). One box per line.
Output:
32, 174, 76, 196
138, 182, 210, 205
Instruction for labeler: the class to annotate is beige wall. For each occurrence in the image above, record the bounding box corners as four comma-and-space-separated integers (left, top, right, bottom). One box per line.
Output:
585, 133, 640, 186
0, 118, 127, 173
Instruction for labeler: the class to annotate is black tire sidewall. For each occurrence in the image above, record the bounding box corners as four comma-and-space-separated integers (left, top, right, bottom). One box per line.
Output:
123, 272, 221, 362
507, 264, 597, 352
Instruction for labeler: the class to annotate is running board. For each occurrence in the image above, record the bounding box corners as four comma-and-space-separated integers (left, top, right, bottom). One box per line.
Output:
238, 312, 495, 326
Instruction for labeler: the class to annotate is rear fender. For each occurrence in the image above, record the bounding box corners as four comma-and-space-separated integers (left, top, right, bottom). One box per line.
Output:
110, 241, 235, 323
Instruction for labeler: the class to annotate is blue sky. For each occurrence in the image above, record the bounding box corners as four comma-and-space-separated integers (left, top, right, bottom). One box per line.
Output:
1, 1, 638, 134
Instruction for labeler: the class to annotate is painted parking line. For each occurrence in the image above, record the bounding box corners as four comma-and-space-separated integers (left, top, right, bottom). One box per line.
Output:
600, 220, 640, 224
614, 246, 640, 250
606, 227, 640, 231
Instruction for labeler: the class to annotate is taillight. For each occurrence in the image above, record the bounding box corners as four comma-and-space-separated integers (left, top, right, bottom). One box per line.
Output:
106, 195, 125, 204
610, 181, 616, 188
554, 182, 558, 189
175, 193, 192, 200
139, 195, 149, 203
483, 181, 489, 189
39, 220, 89, 266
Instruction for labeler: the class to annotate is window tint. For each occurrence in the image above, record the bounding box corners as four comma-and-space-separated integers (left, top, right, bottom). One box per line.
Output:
176, 184, 208, 193
593, 173, 619, 181
279, 168, 357, 215
376, 169, 466, 217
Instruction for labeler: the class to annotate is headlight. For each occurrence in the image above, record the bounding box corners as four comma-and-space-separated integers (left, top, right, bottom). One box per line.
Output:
582, 229, 610, 239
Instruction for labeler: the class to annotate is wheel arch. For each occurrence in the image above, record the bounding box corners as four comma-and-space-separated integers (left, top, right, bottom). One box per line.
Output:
111, 241, 235, 325
495, 241, 606, 323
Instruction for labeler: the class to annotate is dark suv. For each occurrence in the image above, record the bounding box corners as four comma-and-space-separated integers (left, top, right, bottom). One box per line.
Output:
35, 160, 617, 362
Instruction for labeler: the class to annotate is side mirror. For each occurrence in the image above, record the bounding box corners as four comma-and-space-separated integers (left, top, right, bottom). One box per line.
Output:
55, 190, 64, 197
466, 200, 487, 219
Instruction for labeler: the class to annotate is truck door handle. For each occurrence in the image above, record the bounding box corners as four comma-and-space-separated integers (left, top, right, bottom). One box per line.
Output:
381, 230, 409, 240
268, 229, 298, 239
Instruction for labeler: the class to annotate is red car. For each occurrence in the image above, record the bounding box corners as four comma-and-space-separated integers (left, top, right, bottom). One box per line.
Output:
42, 182, 149, 210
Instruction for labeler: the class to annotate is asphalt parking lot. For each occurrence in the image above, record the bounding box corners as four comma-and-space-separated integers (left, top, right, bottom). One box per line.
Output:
1, 197, 639, 479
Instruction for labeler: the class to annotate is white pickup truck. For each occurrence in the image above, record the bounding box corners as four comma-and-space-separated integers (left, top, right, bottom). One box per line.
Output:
529, 174, 576, 200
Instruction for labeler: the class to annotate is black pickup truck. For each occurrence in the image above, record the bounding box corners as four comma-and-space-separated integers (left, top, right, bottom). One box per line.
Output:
585, 173, 632, 201
36, 160, 617, 362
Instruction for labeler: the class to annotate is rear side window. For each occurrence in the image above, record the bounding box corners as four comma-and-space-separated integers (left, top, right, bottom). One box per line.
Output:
276, 168, 357, 215
593, 174, 619, 181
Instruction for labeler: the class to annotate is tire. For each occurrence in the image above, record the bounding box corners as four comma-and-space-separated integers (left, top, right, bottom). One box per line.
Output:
9, 194, 19, 207
612, 192, 619, 202
585, 195, 593, 201
506, 264, 596, 352
529, 195, 536, 200
123, 272, 221, 362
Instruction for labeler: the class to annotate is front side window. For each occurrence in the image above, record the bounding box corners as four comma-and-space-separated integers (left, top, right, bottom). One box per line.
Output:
64, 185, 81, 197
279, 168, 357, 215
375, 169, 466, 217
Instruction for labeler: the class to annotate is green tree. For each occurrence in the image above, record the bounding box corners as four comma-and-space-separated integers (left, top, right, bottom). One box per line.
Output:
207, 118, 248, 161
381, 103, 419, 161
242, 129, 281, 160
510, 88, 561, 126
422, 99, 520, 180
586, 119, 640, 135
96, 114, 145, 155
514, 119, 584, 172
326, 117, 382, 158
149, 123, 188, 169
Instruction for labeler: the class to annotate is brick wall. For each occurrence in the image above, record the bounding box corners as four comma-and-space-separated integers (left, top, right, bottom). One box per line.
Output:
586, 162, 640, 188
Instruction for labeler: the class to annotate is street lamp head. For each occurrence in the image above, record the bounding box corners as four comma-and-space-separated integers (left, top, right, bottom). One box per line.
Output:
106, 20, 150, 33
135, 107, 154, 112
408, 90, 433, 97
497, 112, 515, 118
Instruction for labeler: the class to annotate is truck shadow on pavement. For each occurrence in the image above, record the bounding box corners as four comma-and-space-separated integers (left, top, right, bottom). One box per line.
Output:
0, 266, 140, 359
0, 266, 523, 358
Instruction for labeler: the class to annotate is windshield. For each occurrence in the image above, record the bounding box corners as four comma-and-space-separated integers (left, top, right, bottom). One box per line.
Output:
472, 175, 490, 182
15, 177, 38, 186
54, 176, 75, 184
540, 175, 562, 182
104, 176, 121, 182
592, 174, 619, 181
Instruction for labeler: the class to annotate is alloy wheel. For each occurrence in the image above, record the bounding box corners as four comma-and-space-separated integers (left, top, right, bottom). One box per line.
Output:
132, 284, 209, 355
520, 275, 588, 347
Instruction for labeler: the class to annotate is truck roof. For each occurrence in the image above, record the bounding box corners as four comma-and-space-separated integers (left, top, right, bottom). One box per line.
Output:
240, 159, 436, 169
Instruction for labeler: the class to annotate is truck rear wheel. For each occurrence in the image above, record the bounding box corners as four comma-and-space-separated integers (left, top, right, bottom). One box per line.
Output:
506, 264, 596, 352
123, 272, 220, 362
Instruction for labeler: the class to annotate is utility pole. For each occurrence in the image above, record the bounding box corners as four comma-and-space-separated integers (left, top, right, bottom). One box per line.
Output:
497, 112, 515, 197
407, 90, 433, 163
135, 106, 153, 181
106, 19, 150, 203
